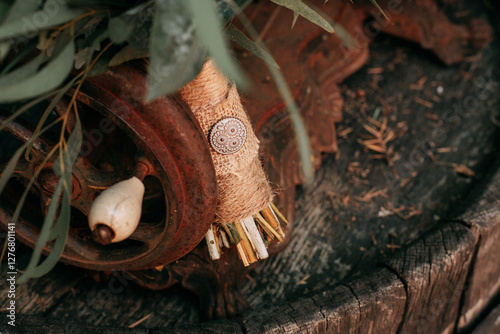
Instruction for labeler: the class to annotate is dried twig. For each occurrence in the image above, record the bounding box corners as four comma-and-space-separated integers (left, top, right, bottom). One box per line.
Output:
428, 151, 475, 176
129, 313, 152, 328
415, 97, 433, 108
358, 117, 396, 166
354, 187, 388, 202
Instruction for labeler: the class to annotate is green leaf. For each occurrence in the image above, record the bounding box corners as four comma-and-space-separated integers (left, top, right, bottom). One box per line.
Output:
0, 53, 44, 87
67, 0, 142, 10
6, 143, 59, 261
0, 141, 23, 194
25, 76, 79, 159
79, 29, 111, 77
0, 3, 85, 41
38, 182, 70, 273
108, 16, 134, 44
123, 1, 155, 53
226, 24, 279, 69
187, 0, 246, 89
216, 0, 252, 25
0, 90, 59, 133
270, 65, 314, 186
271, 0, 334, 33
368, 0, 388, 21
146, 0, 206, 101
0, 0, 16, 23
0, 39, 74, 102
2, 0, 41, 23
0, 0, 41, 57
108, 45, 148, 67
292, 12, 299, 29
18, 139, 74, 283
0, 41, 9, 58
0, 41, 37, 74
17, 175, 68, 283
0, 118, 61, 194
108, 1, 155, 45
0, 0, 13, 20
222, 0, 314, 185
53, 115, 82, 177
305, 1, 354, 48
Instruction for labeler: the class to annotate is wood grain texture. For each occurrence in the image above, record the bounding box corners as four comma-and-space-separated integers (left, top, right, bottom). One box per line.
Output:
470, 301, 500, 334
0, 250, 85, 316
456, 162, 500, 330
0, 313, 243, 334
384, 223, 476, 334
240, 268, 405, 334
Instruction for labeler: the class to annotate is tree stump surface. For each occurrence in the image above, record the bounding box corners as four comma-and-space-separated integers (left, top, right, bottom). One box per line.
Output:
1, 0, 500, 332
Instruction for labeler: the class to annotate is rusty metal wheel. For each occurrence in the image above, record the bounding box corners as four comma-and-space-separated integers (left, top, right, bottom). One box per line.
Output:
0, 63, 217, 271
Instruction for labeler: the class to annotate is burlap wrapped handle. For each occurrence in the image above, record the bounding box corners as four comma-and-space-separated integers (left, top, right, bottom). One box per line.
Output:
180, 59, 288, 265
180, 59, 273, 225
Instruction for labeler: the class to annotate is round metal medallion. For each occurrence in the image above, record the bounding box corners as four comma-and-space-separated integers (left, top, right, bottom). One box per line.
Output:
209, 117, 247, 155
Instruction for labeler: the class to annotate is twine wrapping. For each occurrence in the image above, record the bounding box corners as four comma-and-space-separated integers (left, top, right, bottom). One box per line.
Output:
180, 59, 273, 225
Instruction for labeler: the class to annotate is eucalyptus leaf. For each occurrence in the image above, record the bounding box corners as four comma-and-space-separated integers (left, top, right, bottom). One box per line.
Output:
67, 0, 142, 10
226, 24, 279, 69
2, 0, 41, 24
0, 0, 15, 23
7, 144, 59, 255
0, 4, 85, 41
35, 184, 70, 276
305, 1, 354, 48
65, 120, 82, 169
18, 140, 73, 283
86, 46, 114, 77
187, 0, 246, 89
0, 142, 23, 194
0, 41, 37, 74
0, 53, 44, 87
17, 176, 65, 283
0, 0, 13, 20
0, 40, 74, 102
216, 0, 251, 25
108, 16, 134, 44
146, 0, 206, 101
0, 0, 41, 58
0, 118, 61, 194
53, 115, 82, 177
223, 0, 314, 185
108, 45, 148, 67
368, 0, 389, 21
0, 40, 9, 59
292, 12, 299, 29
109, 1, 154, 45
0, 90, 59, 133
24, 76, 79, 160
271, 0, 334, 33
47, 169, 71, 242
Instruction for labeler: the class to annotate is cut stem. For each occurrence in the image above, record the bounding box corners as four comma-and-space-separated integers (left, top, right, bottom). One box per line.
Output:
236, 243, 250, 267
240, 217, 269, 259
220, 229, 230, 248
261, 206, 285, 240
255, 212, 282, 241
205, 226, 220, 260
234, 220, 258, 264
213, 225, 222, 255
270, 202, 289, 224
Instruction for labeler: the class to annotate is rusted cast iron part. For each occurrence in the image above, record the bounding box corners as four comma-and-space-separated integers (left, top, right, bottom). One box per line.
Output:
0, 63, 217, 271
